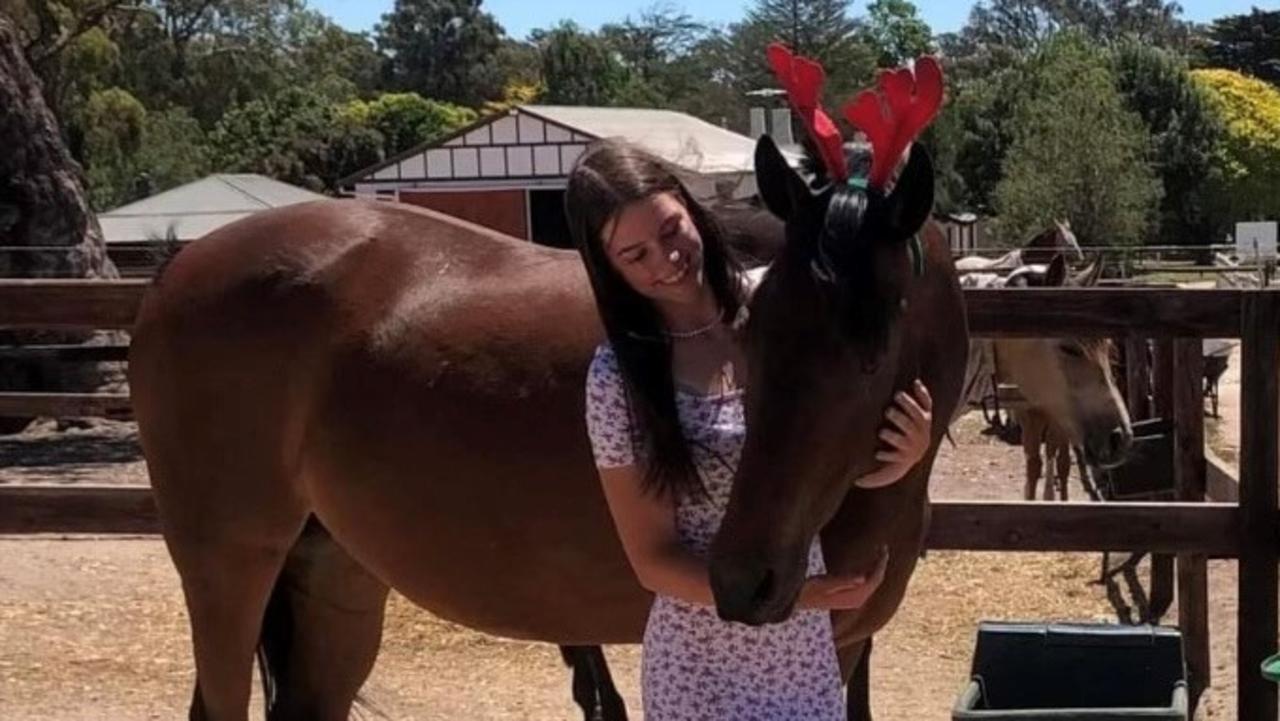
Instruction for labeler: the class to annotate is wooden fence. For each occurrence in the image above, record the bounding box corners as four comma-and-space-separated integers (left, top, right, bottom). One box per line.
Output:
0, 279, 1277, 719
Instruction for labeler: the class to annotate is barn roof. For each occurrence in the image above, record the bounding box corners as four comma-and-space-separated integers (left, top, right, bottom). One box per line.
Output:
338, 104, 793, 192
99, 174, 327, 244
521, 105, 760, 174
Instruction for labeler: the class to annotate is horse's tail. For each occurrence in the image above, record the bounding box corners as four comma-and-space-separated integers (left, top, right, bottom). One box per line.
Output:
145, 226, 186, 285
256, 565, 292, 717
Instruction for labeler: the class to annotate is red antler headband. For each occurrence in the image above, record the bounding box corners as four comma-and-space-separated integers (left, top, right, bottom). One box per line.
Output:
842, 56, 944, 190
766, 43, 849, 182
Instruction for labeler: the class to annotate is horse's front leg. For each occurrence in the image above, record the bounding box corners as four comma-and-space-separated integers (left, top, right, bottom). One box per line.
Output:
1019, 411, 1046, 501
1051, 432, 1072, 501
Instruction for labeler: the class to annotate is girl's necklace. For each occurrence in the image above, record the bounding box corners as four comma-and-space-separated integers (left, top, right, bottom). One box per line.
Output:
664, 317, 721, 340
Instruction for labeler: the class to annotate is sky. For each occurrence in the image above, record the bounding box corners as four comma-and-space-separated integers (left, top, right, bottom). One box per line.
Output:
309, 0, 1276, 40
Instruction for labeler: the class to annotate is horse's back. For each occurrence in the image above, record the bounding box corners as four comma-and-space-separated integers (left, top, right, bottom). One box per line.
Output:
127, 199, 647, 642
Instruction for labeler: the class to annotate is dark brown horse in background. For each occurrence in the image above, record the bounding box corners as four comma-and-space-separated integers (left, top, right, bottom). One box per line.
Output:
128, 133, 967, 720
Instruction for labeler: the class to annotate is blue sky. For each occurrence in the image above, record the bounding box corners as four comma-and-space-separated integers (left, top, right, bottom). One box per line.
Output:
309, 0, 1275, 40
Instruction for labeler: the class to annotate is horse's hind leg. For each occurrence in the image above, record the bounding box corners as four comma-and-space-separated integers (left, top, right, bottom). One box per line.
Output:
560, 646, 628, 721
259, 518, 390, 721
167, 521, 303, 721
135, 368, 313, 719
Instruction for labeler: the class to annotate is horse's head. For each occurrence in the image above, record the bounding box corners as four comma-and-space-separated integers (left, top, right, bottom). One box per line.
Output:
999, 254, 1133, 467
707, 133, 938, 625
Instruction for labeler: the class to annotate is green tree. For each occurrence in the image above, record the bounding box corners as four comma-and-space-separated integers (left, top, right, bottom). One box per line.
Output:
211, 85, 373, 192
375, 0, 506, 107
341, 92, 476, 157
598, 4, 710, 108
1111, 40, 1227, 244
961, 0, 1188, 54
740, 0, 876, 100
79, 86, 146, 209
993, 33, 1161, 247
929, 66, 1026, 214
132, 107, 212, 199
282, 10, 382, 100
862, 0, 933, 67
1198, 9, 1280, 87
746, 0, 858, 60
601, 4, 705, 84
535, 21, 629, 106
107, 1, 380, 127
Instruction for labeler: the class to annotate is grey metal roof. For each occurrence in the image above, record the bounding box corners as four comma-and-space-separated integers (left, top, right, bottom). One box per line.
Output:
520, 105, 763, 175
99, 174, 327, 244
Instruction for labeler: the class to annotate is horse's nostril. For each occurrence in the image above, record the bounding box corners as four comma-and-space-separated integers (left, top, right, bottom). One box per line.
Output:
1109, 427, 1131, 456
750, 568, 776, 607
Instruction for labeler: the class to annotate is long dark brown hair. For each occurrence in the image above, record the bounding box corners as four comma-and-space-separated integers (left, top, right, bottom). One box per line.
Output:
567, 139, 746, 499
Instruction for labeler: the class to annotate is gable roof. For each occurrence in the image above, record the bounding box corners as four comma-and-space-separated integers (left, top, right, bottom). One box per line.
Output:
338, 104, 785, 189
521, 105, 759, 174
100, 174, 327, 244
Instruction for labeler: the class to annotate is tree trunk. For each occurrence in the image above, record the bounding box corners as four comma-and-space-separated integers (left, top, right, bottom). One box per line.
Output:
0, 15, 117, 278
0, 15, 123, 434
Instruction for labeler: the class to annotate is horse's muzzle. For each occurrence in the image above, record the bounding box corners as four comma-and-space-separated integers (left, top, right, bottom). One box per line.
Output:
1084, 423, 1133, 469
708, 544, 808, 626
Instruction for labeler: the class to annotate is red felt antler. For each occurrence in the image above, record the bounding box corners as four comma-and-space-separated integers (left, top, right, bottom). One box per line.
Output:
842, 56, 944, 190
766, 43, 849, 182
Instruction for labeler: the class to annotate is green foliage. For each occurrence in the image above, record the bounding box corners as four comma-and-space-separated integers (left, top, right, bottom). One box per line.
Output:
993, 33, 1160, 247
862, 0, 933, 67
375, 0, 506, 107
536, 21, 629, 106
962, 0, 1189, 53
80, 86, 147, 210
16, 0, 1269, 258
928, 66, 1024, 215
341, 93, 477, 157
1110, 40, 1228, 244
211, 86, 359, 192
132, 108, 212, 198
736, 0, 877, 101
1190, 69, 1280, 223
1198, 9, 1280, 87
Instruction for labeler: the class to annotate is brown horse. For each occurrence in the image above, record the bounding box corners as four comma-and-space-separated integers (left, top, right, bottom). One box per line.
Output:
128, 136, 966, 720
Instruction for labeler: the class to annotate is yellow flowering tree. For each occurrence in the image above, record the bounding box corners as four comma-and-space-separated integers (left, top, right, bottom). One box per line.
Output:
1191, 69, 1280, 223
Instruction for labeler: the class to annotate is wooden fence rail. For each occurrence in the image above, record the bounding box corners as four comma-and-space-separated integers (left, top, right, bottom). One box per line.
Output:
0, 486, 1245, 551
0, 280, 1275, 720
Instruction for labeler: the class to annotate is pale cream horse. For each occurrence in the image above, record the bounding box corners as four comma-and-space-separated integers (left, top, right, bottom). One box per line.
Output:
961, 252, 1132, 500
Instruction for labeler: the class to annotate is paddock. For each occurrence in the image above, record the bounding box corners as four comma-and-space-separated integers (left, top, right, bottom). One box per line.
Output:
0, 279, 1276, 719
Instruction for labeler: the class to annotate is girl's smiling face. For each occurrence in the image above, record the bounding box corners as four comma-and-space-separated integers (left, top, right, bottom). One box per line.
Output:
602, 191, 706, 307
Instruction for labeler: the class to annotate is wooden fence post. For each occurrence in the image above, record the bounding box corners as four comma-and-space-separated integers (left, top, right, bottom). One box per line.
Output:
1173, 338, 1208, 710
1148, 340, 1176, 625
1239, 291, 1279, 720
1126, 337, 1151, 420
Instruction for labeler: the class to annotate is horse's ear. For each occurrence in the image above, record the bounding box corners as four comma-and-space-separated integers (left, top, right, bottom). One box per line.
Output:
1045, 253, 1068, 287
880, 143, 934, 243
754, 135, 806, 221
1074, 255, 1103, 287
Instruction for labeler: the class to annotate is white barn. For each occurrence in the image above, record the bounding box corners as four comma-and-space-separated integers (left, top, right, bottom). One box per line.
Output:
338, 105, 788, 248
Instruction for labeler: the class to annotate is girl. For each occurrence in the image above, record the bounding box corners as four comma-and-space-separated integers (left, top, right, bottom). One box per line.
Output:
569, 139, 933, 720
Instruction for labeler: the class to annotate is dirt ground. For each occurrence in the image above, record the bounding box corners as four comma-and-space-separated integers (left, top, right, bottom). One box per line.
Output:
0, 388, 1255, 719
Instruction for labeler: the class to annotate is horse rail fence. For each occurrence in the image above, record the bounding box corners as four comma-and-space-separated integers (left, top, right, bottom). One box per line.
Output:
1, 279, 1277, 719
